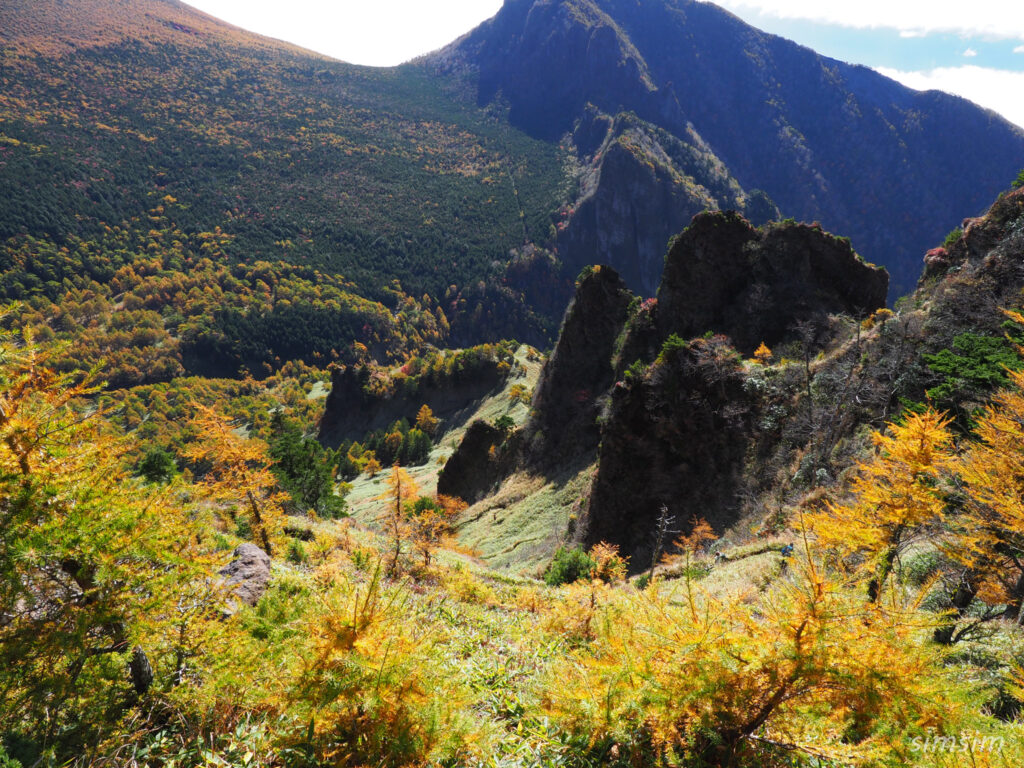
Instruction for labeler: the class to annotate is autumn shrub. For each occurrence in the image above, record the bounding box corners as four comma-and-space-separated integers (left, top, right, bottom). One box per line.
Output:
291, 564, 472, 766
442, 564, 499, 606
544, 546, 596, 586
589, 542, 628, 583
349, 545, 377, 572
545, 556, 957, 766
541, 580, 617, 645
752, 341, 772, 365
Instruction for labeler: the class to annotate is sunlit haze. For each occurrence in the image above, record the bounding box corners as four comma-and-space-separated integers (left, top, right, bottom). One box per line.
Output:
184, 0, 503, 66
183, 0, 1024, 127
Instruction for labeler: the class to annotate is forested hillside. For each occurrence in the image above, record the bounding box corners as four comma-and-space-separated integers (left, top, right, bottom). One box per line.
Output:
0, 0, 571, 381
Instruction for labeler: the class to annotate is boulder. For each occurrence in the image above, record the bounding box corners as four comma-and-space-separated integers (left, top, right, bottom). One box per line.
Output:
218, 543, 271, 608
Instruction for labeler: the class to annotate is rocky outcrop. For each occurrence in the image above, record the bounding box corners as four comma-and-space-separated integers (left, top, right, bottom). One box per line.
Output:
437, 420, 513, 503
441, 208, 894, 570
219, 544, 271, 609
914, 186, 1024, 358
527, 265, 633, 462
556, 110, 776, 296
923, 187, 1024, 281
444, 179, 1024, 576
657, 212, 888, 355
582, 337, 757, 568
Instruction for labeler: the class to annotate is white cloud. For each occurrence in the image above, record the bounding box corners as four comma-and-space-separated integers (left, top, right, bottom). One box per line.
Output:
876, 65, 1024, 129
963, 47, 978, 57
715, 1, 1024, 40
1015, 45, 1024, 54
184, 0, 502, 66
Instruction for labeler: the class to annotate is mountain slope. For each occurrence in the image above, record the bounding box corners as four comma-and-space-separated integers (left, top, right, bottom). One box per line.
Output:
427, 0, 1024, 295
0, 0, 273, 53
0, 0, 570, 378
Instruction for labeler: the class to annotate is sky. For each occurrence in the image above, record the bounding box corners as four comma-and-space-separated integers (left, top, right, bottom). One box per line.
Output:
183, 1, 502, 66
713, 1, 1024, 128
183, 0, 1024, 129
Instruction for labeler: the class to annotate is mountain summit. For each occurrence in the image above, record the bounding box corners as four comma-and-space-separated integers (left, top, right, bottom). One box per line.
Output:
427, 0, 1024, 295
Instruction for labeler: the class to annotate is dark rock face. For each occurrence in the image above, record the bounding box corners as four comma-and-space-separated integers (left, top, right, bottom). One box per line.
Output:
557, 111, 771, 296
528, 265, 633, 461
657, 211, 888, 355
318, 361, 505, 449
450, 0, 670, 141
583, 338, 756, 569
437, 420, 509, 503
428, 0, 1024, 296
218, 543, 271, 608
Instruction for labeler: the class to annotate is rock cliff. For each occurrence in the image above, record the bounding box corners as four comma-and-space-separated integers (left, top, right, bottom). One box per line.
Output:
556, 110, 777, 296
527, 265, 633, 462
656, 212, 888, 355
442, 212, 892, 570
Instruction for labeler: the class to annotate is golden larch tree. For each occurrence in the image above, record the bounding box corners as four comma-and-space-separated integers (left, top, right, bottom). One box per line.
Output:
377, 464, 420, 574
808, 409, 952, 601
183, 404, 286, 557
0, 330, 215, 747
415, 403, 439, 436
945, 364, 1024, 617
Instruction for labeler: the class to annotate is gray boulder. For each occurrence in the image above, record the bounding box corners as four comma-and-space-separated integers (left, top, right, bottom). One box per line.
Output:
218, 543, 271, 609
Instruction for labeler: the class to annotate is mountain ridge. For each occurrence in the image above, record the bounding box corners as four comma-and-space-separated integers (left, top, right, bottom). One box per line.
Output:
0, 0, 312, 55
425, 0, 1024, 296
